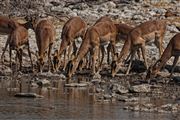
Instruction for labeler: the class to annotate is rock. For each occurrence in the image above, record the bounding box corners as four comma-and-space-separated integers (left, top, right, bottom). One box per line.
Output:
117, 95, 129, 101
103, 94, 112, 99
65, 83, 88, 87
96, 87, 104, 93
14, 93, 43, 98
72, 3, 89, 10
36, 79, 50, 87
93, 73, 101, 79
69, 12, 77, 17
7, 88, 19, 92
158, 104, 179, 113
124, 103, 156, 112
112, 84, 128, 94
124, 97, 139, 102
50, 1, 63, 7
31, 82, 39, 88
91, 79, 101, 84
150, 0, 172, 4
150, 8, 166, 15
0, 66, 12, 75
59, 73, 66, 80
51, 6, 63, 12
129, 84, 151, 93
167, 25, 180, 33
132, 14, 144, 20
102, 1, 116, 9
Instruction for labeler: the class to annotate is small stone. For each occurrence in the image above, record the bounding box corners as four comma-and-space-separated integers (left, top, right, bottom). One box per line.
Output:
36, 79, 50, 87
15, 93, 43, 98
129, 84, 151, 93
59, 73, 66, 80
112, 84, 128, 94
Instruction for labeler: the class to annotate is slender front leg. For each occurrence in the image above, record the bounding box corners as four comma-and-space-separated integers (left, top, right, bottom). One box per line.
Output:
67, 42, 73, 61
141, 43, 148, 69
92, 46, 99, 75
48, 44, 53, 72
19, 49, 23, 71
170, 56, 179, 77
155, 33, 164, 58
99, 45, 105, 68
9, 46, 12, 68
110, 42, 116, 62
72, 41, 77, 57
107, 43, 111, 64
126, 49, 136, 74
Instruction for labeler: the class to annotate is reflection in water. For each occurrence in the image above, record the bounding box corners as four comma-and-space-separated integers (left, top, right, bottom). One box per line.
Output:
0, 79, 178, 120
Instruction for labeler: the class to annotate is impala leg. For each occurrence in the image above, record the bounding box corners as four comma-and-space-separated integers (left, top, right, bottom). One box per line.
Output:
17, 49, 22, 71
111, 42, 117, 62
9, 46, 12, 68
92, 46, 99, 75
27, 41, 33, 71
98, 46, 101, 66
67, 43, 73, 61
170, 56, 179, 78
137, 48, 141, 60
48, 44, 53, 73
141, 43, 148, 69
155, 33, 164, 58
62, 49, 66, 70
72, 41, 77, 57
126, 49, 135, 74
99, 45, 105, 68
88, 50, 93, 69
107, 43, 111, 64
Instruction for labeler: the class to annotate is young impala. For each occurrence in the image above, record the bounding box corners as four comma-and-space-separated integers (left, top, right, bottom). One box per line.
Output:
146, 33, 180, 79
66, 21, 118, 78
34, 18, 56, 73
52, 17, 87, 72
111, 20, 166, 77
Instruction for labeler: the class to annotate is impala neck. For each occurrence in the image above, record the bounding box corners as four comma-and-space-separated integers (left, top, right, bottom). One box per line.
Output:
117, 37, 131, 63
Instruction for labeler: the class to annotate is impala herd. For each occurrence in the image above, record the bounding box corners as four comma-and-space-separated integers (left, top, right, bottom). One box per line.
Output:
0, 15, 179, 80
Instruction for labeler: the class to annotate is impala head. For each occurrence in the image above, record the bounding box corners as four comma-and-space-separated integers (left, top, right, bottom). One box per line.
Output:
65, 59, 78, 78
24, 16, 34, 29
24, 14, 40, 30
52, 50, 60, 71
146, 61, 160, 79
65, 60, 74, 78
36, 51, 47, 73
111, 60, 118, 77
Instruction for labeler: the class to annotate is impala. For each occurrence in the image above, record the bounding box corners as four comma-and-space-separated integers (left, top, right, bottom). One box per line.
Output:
111, 20, 166, 77
146, 33, 180, 79
53, 17, 87, 72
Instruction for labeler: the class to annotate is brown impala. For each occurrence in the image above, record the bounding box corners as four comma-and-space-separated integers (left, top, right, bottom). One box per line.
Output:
111, 20, 166, 77
34, 18, 56, 73
1, 16, 34, 70
146, 33, 180, 79
53, 17, 87, 72
66, 21, 118, 78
